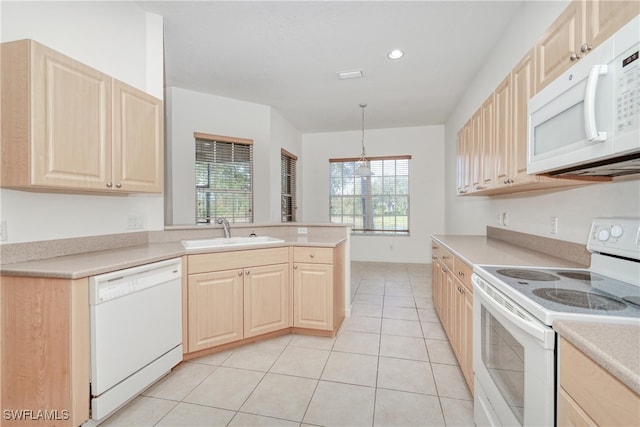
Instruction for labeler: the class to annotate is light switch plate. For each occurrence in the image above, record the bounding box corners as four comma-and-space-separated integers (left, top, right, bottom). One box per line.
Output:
297, 227, 308, 235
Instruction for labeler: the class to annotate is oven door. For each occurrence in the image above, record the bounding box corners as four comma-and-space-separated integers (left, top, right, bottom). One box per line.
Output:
472, 273, 556, 427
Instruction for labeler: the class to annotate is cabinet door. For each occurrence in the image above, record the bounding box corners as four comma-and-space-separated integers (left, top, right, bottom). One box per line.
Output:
585, 0, 639, 50
494, 75, 511, 187
470, 110, 483, 192
558, 388, 597, 427
442, 270, 455, 339
113, 80, 163, 193
431, 257, 443, 318
293, 263, 333, 331
456, 119, 473, 195
188, 269, 243, 352
244, 263, 290, 338
480, 93, 495, 191
511, 50, 537, 184
31, 41, 113, 190
535, 0, 583, 92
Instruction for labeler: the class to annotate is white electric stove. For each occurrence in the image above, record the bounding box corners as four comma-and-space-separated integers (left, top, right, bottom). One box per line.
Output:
472, 217, 640, 427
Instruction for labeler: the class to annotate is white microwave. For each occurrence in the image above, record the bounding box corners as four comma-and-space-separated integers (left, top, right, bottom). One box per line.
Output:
527, 16, 640, 176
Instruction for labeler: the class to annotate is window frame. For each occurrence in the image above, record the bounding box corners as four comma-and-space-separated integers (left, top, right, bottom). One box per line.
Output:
329, 155, 411, 236
281, 148, 298, 222
194, 132, 254, 224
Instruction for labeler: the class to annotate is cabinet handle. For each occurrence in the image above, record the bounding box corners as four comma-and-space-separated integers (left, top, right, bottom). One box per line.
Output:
106, 182, 113, 188
475, 185, 484, 190
310, 253, 315, 258
294, 265, 298, 269
458, 271, 465, 277
580, 43, 592, 53
569, 52, 580, 62
115, 183, 122, 188
245, 270, 250, 275
238, 271, 243, 276
442, 255, 449, 259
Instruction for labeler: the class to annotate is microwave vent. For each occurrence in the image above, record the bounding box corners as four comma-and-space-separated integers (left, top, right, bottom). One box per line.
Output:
547, 152, 640, 177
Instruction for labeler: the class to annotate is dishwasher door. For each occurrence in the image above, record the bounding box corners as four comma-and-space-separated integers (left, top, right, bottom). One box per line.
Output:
89, 258, 182, 419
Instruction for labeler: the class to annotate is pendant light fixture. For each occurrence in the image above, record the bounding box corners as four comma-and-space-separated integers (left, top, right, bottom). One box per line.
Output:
355, 103, 373, 177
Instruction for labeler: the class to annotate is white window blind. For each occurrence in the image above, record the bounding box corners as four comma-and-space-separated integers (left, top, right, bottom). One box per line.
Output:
329, 155, 410, 235
195, 132, 253, 224
281, 149, 297, 222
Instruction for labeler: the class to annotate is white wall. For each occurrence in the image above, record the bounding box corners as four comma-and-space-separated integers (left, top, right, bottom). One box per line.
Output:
0, 1, 164, 243
166, 87, 302, 225
444, 0, 640, 244
302, 126, 445, 263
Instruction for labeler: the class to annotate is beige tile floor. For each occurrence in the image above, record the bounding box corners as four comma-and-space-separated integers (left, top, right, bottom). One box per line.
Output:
100, 262, 474, 427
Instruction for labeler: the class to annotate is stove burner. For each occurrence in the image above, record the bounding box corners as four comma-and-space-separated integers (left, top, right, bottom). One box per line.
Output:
532, 288, 627, 311
556, 271, 603, 281
496, 269, 560, 281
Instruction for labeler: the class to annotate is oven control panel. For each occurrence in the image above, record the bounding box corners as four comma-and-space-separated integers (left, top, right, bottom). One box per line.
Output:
588, 217, 640, 260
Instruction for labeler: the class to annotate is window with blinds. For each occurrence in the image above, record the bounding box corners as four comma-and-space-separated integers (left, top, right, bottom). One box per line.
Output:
281, 149, 297, 222
329, 156, 410, 235
195, 132, 253, 224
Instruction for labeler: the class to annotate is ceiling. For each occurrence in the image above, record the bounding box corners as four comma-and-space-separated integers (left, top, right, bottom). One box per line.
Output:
137, 1, 523, 133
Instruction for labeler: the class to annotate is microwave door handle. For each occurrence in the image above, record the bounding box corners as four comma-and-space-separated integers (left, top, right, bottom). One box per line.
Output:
584, 64, 608, 142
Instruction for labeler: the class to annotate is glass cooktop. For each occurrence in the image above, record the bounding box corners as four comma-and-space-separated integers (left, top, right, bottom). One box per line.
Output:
474, 266, 640, 326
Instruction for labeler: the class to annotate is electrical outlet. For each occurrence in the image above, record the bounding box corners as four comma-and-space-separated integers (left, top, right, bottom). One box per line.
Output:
127, 215, 145, 230
502, 212, 509, 227
550, 216, 558, 234
0, 220, 7, 241
297, 227, 308, 235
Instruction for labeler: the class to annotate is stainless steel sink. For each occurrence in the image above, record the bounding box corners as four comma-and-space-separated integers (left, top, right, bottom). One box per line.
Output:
181, 236, 285, 250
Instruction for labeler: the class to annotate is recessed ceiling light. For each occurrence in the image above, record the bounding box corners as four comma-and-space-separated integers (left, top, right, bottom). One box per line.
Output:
388, 49, 404, 60
337, 70, 364, 80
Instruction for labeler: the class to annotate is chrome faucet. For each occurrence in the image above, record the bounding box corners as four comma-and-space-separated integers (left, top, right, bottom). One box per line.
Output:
215, 217, 231, 239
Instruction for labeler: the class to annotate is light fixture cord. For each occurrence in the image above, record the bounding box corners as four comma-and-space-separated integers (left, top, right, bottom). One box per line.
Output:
360, 103, 367, 161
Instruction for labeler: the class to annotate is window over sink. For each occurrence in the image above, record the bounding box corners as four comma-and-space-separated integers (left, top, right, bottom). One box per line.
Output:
194, 132, 253, 224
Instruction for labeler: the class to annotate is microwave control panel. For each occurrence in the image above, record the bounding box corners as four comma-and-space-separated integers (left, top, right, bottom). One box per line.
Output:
616, 45, 640, 134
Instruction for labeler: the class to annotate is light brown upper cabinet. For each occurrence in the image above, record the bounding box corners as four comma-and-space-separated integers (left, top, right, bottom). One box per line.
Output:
456, 0, 637, 196
0, 39, 163, 193
510, 51, 536, 185
536, 0, 639, 92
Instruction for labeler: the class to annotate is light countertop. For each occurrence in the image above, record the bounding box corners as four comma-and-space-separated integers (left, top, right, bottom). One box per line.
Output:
554, 320, 640, 395
432, 235, 586, 268
0, 237, 345, 279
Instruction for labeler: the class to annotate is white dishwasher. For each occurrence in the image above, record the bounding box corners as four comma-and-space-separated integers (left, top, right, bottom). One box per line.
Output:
86, 257, 183, 425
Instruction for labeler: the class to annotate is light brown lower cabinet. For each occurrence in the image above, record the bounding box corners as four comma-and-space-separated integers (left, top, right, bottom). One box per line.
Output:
188, 268, 245, 351
185, 243, 345, 354
0, 275, 90, 427
186, 247, 291, 353
293, 244, 345, 334
431, 240, 474, 394
558, 337, 640, 427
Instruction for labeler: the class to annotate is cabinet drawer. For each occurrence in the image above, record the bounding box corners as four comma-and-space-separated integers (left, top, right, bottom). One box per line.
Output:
454, 257, 473, 293
559, 338, 640, 427
188, 247, 289, 274
294, 247, 333, 264
431, 241, 453, 269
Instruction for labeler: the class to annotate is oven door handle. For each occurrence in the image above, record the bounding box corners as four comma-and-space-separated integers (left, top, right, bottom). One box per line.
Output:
473, 275, 554, 348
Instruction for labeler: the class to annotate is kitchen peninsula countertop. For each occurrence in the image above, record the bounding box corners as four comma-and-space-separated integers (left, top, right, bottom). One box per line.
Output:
554, 320, 640, 395
0, 237, 346, 279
